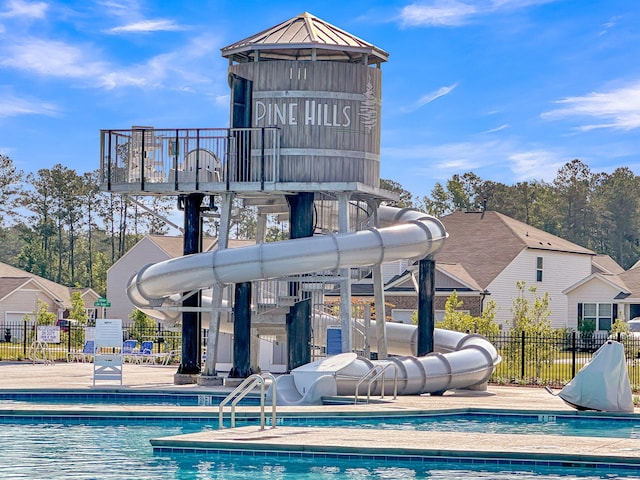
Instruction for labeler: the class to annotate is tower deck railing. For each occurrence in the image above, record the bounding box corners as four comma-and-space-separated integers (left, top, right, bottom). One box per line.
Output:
99, 127, 280, 193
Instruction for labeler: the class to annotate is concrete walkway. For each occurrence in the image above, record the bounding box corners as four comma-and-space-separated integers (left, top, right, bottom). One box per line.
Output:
1, 361, 639, 471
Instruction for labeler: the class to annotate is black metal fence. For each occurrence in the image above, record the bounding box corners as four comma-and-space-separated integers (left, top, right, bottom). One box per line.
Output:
0, 323, 182, 363
485, 330, 640, 390
2, 324, 639, 392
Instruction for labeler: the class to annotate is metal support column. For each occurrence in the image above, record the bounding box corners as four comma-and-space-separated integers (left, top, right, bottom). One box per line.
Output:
370, 202, 388, 359
177, 193, 204, 378
417, 257, 436, 356
229, 281, 252, 378
285, 192, 314, 371
202, 193, 234, 379
338, 193, 352, 353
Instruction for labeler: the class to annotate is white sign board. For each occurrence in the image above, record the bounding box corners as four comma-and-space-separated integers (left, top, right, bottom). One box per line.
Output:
85, 326, 95, 341
95, 319, 123, 349
37, 326, 60, 344
94, 319, 123, 385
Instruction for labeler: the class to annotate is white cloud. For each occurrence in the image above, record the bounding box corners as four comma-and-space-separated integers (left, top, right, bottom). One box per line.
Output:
383, 139, 565, 183
0, 38, 108, 80
400, 1, 477, 27
0, 33, 221, 92
107, 19, 185, 34
0, 0, 47, 19
398, 0, 559, 27
100, 33, 219, 89
0, 88, 58, 117
542, 81, 640, 131
508, 150, 563, 181
402, 83, 458, 112
481, 124, 509, 134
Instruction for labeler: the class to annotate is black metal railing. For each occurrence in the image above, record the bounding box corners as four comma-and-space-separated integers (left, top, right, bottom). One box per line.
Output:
99, 127, 280, 191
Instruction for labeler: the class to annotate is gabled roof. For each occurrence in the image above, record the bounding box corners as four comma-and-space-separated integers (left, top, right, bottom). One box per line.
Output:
221, 12, 388, 64
592, 254, 625, 275
146, 236, 221, 259
0, 277, 31, 300
616, 267, 640, 300
562, 273, 630, 296
437, 211, 595, 289
386, 262, 483, 294
0, 262, 73, 306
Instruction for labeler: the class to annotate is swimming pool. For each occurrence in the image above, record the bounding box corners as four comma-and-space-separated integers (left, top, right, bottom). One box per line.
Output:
281, 411, 640, 439
0, 390, 261, 407
0, 415, 637, 480
2, 388, 639, 438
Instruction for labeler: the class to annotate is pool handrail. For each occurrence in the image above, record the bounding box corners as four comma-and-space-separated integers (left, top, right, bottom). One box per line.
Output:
218, 372, 277, 430
354, 363, 398, 404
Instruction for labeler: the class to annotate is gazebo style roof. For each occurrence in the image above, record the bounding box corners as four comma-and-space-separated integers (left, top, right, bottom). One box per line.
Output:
221, 12, 388, 65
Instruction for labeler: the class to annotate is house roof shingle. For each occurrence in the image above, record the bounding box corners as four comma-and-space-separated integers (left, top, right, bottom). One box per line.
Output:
437, 211, 595, 289
0, 263, 73, 306
592, 254, 625, 275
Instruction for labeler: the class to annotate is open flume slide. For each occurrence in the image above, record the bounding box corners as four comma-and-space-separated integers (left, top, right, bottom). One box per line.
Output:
127, 206, 501, 402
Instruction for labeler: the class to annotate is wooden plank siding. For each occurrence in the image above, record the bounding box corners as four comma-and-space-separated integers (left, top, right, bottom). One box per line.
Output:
230, 60, 381, 187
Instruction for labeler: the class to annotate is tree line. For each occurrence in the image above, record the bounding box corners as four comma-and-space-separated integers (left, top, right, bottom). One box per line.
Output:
1, 155, 638, 296
0, 156, 178, 294
383, 159, 640, 269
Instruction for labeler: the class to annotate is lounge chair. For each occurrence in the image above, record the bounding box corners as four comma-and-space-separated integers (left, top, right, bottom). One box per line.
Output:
130, 340, 155, 364
67, 340, 95, 363
121, 339, 138, 362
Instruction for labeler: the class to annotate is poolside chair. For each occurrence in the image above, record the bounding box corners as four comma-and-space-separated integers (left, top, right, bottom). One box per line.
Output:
131, 340, 155, 364
121, 339, 138, 362
67, 340, 95, 363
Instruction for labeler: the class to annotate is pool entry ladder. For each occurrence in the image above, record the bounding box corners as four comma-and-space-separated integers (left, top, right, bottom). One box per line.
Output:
218, 373, 277, 430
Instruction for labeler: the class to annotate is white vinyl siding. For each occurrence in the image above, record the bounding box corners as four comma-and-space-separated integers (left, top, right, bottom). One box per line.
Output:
106, 238, 170, 324
487, 249, 593, 329
565, 277, 621, 332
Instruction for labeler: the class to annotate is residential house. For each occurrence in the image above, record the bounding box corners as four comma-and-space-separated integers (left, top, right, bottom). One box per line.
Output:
434, 211, 597, 330
345, 211, 602, 331
564, 257, 640, 334
0, 262, 101, 341
106, 235, 285, 371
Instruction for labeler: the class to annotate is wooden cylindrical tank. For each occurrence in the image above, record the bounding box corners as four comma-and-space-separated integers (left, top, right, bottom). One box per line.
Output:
229, 60, 381, 186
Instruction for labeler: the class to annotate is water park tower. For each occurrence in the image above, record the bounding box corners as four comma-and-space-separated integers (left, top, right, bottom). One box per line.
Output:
100, 13, 443, 384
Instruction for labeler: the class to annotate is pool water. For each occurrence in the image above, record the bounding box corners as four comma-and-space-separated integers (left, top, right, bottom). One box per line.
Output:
0, 391, 260, 407
0, 417, 637, 480
291, 412, 640, 439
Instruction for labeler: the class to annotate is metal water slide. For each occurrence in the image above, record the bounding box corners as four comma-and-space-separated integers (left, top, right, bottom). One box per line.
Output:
127, 206, 501, 395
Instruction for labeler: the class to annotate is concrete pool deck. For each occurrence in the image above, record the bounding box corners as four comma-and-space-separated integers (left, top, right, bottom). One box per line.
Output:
1, 361, 640, 469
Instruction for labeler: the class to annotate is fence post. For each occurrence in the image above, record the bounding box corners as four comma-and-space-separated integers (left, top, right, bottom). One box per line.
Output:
520, 330, 525, 379
571, 330, 576, 378
23, 322, 28, 356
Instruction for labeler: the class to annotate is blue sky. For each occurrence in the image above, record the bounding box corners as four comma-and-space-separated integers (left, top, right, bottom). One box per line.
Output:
1, 0, 639, 200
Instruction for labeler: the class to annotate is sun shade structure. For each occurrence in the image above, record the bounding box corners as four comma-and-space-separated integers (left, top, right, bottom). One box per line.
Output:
221, 12, 388, 65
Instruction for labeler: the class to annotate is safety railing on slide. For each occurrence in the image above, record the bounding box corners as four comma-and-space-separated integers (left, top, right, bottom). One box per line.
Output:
354, 363, 398, 404
218, 373, 277, 430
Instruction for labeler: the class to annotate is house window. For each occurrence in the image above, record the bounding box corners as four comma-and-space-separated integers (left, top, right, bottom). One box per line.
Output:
536, 257, 543, 282
580, 303, 612, 332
